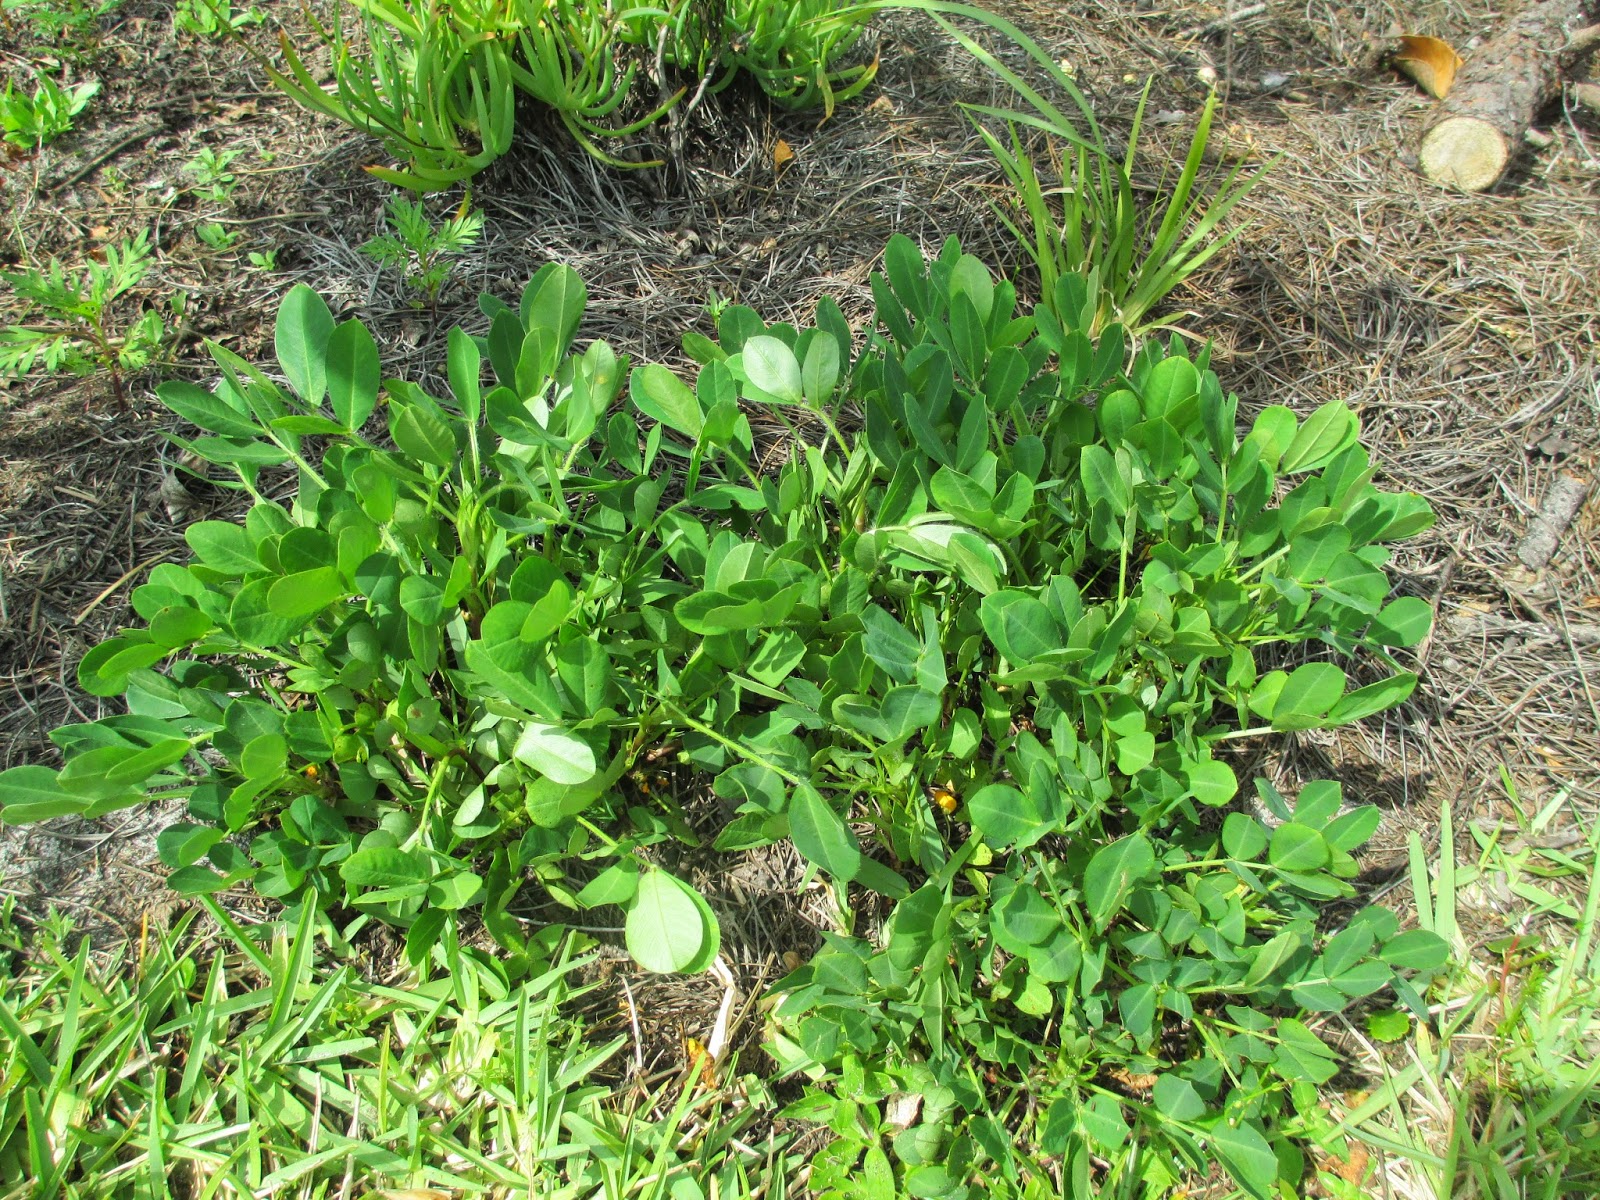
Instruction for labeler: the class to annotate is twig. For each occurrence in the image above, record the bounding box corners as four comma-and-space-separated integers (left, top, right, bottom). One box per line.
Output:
1446, 612, 1600, 646
1516, 473, 1591, 571
47, 120, 163, 194
620, 975, 645, 1077
1179, 2, 1266, 38
208, 211, 327, 227
1554, 593, 1600, 731
706, 956, 738, 1066
73, 551, 170, 624
1416, 552, 1458, 668
1563, 23, 1600, 63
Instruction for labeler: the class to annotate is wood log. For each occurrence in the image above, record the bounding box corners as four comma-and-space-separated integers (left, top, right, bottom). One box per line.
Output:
1419, 0, 1596, 191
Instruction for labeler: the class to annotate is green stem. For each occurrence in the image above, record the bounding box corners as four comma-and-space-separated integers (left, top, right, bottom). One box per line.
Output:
1219, 724, 1273, 740
1234, 542, 1291, 585
1161, 858, 1231, 873
660, 700, 804, 785
575, 814, 622, 851
1116, 503, 1135, 604
236, 643, 313, 671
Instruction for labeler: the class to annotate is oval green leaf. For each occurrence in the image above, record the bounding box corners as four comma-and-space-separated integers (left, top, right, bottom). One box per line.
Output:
788, 784, 862, 881
626, 870, 712, 974
742, 335, 804, 404
512, 723, 598, 786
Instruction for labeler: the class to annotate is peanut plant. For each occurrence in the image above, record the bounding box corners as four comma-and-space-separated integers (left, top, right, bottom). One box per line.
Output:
0, 239, 1443, 1197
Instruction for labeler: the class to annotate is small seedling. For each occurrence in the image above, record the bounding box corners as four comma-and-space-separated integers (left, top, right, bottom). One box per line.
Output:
182, 146, 242, 201
1, 0, 119, 45
1, 74, 99, 150
360, 195, 483, 304
247, 248, 277, 271
195, 221, 240, 251
0, 231, 165, 404
173, 0, 262, 38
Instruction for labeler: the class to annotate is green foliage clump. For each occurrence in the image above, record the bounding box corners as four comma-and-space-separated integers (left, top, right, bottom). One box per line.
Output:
0, 0, 118, 45
181, 146, 243, 202
634, 0, 880, 112
268, 0, 877, 190
887, 1, 1264, 336
361, 194, 485, 304
0, 73, 98, 150
173, 0, 262, 39
0, 236, 1444, 1196
0, 231, 165, 404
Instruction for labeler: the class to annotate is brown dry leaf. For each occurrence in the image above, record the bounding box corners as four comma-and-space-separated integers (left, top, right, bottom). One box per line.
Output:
1394, 35, 1463, 99
773, 139, 794, 171
1106, 1066, 1157, 1094
1337, 1144, 1370, 1184
1313, 1144, 1371, 1185
1535, 744, 1568, 771
89, 225, 112, 241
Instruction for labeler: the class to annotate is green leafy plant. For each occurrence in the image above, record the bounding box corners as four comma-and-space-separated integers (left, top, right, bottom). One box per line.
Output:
881, 1, 1263, 336
267, 0, 520, 191
267, 0, 876, 189
630, 0, 878, 115
0, 231, 165, 404
0, 73, 98, 150
0, 0, 118, 45
0, 237, 1440, 1196
182, 146, 242, 202
247, 247, 278, 271
361, 194, 484, 304
195, 221, 240, 251
173, 0, 262, 38
974, 83, 1262, 337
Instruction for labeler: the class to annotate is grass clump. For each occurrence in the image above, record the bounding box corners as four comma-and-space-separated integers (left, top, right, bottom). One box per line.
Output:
1337, 783, 1600, 1199
0, 897, 786, 1197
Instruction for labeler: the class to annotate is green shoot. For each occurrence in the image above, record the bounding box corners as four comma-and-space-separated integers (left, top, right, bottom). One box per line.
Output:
0, 0, 119, 44
0, 74, 98, 150
360, 194, 484, 304
173, 0, 262, 38
181, 146, 242, 202
0, 231, 165, 405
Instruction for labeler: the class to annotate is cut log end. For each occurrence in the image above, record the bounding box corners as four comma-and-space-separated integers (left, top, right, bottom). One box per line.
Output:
1420, 116, 1511, 191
